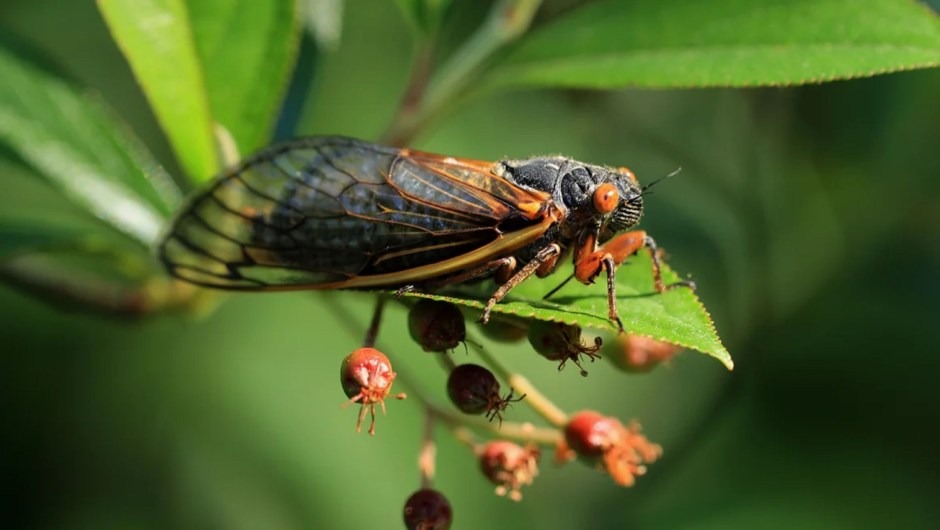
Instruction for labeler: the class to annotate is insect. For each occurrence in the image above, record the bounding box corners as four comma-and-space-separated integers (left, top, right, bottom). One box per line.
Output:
159, 136, 690, 331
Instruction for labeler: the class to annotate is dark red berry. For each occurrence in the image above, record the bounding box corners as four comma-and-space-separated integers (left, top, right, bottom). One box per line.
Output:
403, 488, 452, 530
559, 410, 662, 487
605, 334, 681, 373
479, 441, 540, 501
527, 321, 602, 376
339, 347, 403, 435
446, 363, 522, 424
408, 299, 466, 352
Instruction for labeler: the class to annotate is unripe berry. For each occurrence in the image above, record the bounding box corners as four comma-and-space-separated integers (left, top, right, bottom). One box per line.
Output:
339, 347, 403, 435
527, 321, 602, 376
403, 488, 452, 530
446, 363, 521, 424
408, 299, 466, 352
605, 334, 681, 373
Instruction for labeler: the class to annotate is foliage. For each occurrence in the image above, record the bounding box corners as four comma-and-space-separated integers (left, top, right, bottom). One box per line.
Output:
8, 0, 934, 359
1, 0, 938, 528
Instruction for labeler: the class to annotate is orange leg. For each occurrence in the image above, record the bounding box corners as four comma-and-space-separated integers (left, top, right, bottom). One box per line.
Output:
574, 231, 694, 332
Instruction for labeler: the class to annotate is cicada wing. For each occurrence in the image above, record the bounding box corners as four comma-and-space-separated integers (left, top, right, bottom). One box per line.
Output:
159, 140, 349, 289
160, 137, 553, 290
403, 150, 547, 218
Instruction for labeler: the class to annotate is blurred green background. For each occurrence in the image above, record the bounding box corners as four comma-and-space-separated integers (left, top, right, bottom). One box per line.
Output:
2, 1, 939, 529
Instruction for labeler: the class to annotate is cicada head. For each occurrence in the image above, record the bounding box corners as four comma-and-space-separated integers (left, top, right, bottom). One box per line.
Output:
575, 165, 644, 241
501, 157, 644, 238
606, 167, 644, 233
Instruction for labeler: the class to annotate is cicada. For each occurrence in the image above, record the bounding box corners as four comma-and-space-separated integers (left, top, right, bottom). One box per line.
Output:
159, 136, 688, 330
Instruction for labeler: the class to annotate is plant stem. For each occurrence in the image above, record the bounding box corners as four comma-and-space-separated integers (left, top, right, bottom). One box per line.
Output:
418, 408, 437, 488
382, 0, 543, 146
426, 0, 541, 109
363, 296, 387, 347
427, 398, 561, 445
437, 352, 458, 373
382, 43, 435, 147
388, 349, 561, 445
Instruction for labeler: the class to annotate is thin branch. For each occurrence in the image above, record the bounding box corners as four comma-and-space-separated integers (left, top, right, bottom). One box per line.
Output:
382, 0, 543, 146
327, 295, 563, 446
363, 296, 387, 347
418, 408, 437, 489
382, 43, 436, 147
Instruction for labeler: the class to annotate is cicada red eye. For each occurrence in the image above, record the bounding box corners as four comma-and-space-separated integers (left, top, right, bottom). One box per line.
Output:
593, 183, 619, 214
617, 166, 638, 184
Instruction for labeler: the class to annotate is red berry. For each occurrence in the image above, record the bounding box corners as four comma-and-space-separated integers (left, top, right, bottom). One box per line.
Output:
339, 347, 403, 435
408, 299, 466, 352
564, 410, 619, 458
527, 321, 602, 376
479, 441, 540, 501
559, 410, 662, 487
605, 334, 681, 373
403, 488, 452, 530
446, 364, 522, 424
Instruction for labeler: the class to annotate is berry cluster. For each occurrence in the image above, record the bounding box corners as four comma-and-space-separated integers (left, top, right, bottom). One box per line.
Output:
337, 298, 682, 528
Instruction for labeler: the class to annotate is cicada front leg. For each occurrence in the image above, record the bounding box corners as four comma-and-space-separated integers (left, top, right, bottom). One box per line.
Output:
574, 231, 695, 333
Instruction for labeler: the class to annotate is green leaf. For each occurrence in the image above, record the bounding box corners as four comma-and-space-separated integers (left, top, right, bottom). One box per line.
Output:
400, 251, 732, 370
482, 0, 940, 90
0, 44, 179, 246
188, 0, 301, 154
98, 0, 219, 182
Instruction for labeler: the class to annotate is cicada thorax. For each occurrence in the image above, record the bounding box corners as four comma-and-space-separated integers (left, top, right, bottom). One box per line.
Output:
497, 157, 645, 270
